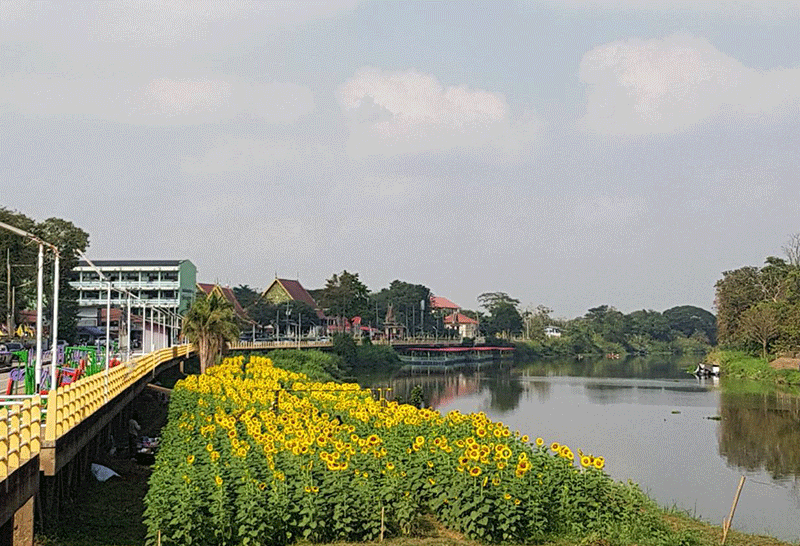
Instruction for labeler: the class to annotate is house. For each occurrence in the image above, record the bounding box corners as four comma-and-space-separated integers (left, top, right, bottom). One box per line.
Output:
260, 278, 327, 336
443, 312, 479, 339
261, 278, 324, 318
430, 295, 460, 314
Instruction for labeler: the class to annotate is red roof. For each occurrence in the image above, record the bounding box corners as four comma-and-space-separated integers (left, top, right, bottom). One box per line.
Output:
264, 279, 325, 319
443, 312, 478, 325
277, 279, 318, 307
430, 295, 460, 310
197, 283, 251, 322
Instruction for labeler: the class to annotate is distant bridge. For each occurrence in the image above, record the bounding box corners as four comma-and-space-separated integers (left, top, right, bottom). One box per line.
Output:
229, 337, 464, 351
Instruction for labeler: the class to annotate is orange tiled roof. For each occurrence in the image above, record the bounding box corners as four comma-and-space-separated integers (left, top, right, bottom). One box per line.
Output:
430, 295, 460, 310
443, 312, 478, 325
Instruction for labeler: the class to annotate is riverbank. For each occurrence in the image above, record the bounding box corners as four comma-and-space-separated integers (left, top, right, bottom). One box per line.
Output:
709, 349, 800, 386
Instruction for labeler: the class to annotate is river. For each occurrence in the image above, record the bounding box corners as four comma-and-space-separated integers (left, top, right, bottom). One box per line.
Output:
359, 354, 800, 542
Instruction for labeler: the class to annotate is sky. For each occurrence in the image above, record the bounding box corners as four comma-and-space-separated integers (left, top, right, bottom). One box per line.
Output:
2, 0, 799, 319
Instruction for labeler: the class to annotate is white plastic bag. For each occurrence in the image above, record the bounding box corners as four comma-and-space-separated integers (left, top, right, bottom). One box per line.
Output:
90, 463, 120, 482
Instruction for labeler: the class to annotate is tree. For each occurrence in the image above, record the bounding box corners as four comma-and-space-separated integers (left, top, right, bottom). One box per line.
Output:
522, 305, 553, 341
663, 305, 717, 344
783, 233, 800, 267
318, 271, 370, 327
626, 309, 672, 343
181, 293, 239, 373
331, 332, 357, 372
585, 305, 626, 345
0, 208, 89, 341
36, 217, 90, 342
232, 284, 259, 310
759, 256, 791, 302
478, 292, 522, 338
714, 267, 763, 345
370, 280, 433, 334
740, 303, 780, 360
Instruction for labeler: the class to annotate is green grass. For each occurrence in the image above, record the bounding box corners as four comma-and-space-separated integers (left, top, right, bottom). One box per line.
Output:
710, 349, 800, 386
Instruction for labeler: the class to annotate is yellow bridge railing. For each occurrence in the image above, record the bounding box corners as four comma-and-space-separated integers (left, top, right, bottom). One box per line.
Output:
44, 344, 192, 441
0, 396, 41, 480
0, 344, 192, 482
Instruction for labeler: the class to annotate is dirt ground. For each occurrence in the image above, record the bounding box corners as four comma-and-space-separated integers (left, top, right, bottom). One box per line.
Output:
769, 357, 800, 371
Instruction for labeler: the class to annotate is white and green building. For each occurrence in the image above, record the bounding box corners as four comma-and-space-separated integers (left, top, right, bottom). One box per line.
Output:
70, 259, 197, 348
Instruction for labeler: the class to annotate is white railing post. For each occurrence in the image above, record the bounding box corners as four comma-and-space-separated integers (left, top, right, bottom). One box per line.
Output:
35, 244, 44, 391
50, 253, 59, 395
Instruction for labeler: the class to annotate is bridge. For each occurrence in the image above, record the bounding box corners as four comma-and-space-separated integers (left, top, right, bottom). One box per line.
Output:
0, 337, 468, 544
0, 344, 193, 545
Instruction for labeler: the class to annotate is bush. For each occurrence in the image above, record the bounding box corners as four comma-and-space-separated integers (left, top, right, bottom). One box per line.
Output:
331, 333, 357, 372
259, 349, 342, 382
355, 344, 400, 370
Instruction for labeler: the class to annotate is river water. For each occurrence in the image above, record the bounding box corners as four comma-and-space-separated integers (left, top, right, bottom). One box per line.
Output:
360, 355, 800, 542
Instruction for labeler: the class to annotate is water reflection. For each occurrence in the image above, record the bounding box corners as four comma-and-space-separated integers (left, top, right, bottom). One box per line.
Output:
519, 354, 700, 379
718, 387, 800, 480
379, 366, 526, 412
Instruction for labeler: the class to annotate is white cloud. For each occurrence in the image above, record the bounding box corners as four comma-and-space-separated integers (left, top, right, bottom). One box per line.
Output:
0, 74, 314, 125
580, 35, 800, 135
180, 137, 299, 174
337, 67, 542, 158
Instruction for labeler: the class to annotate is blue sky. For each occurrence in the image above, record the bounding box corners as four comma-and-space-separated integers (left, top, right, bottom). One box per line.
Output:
2, 1, 799, 318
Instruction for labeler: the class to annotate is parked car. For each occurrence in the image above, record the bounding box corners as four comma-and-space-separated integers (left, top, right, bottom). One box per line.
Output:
0, 341, 25, 368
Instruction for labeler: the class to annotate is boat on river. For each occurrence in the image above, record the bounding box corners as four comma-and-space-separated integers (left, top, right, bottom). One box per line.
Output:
693, 362, 720, 377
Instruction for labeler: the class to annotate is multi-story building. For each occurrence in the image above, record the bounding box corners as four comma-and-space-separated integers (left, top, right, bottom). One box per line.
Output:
70, 260, 197, 346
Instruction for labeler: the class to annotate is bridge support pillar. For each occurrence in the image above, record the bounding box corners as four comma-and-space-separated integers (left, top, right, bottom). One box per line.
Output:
12, 497, 34, 546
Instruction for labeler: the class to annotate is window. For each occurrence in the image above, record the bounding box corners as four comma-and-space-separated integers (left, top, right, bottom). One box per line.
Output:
162, 272, 178, 281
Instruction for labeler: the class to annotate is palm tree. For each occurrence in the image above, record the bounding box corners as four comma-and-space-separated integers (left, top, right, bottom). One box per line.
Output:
181, 292, 240, 373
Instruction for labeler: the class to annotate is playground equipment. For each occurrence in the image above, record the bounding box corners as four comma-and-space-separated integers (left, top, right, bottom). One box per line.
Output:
4, 344, 124, 396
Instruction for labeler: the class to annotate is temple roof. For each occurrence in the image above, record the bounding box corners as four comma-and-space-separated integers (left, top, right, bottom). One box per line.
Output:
197, 283, 251, 322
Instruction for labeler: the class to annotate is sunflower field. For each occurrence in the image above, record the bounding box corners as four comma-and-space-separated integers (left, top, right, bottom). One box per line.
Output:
144, 355, 694, 546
